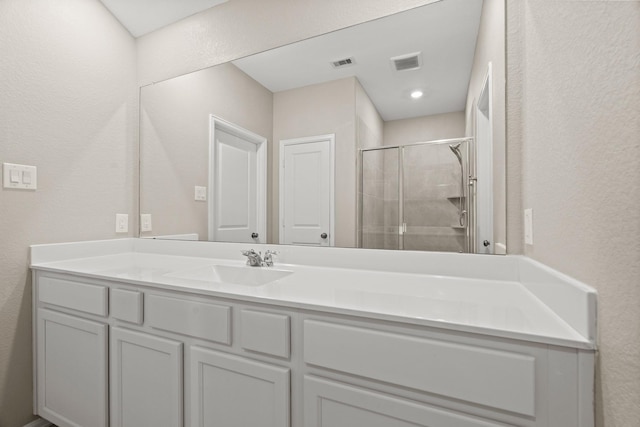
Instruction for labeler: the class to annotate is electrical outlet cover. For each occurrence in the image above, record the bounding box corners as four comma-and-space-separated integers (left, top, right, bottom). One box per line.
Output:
195, 186, 207, 201
140, 214, 152, 232
524, 209, 533, 245
116, 214, 128, 233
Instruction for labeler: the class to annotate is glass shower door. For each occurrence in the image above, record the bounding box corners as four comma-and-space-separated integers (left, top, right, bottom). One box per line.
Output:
402, 141, 468, 253
360, 147, 400, 250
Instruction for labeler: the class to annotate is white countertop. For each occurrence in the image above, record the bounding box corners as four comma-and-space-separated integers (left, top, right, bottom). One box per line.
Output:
30, 239, 597, 350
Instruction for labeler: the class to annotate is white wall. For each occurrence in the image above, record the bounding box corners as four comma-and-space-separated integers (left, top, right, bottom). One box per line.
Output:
506, 1, 640, 426
140, 63, 273, 240
0, 0, 137, 425
383, 112, 465, 147
136, 0, 440, 85
1, 1, 637, 426
272, 77, 358, 247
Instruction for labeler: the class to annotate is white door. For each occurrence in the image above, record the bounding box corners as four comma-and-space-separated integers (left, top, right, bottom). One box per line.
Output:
209, 116, 267, 243
280, 135, 334, 246
189, 347, 290, 427
37, 309, 108, 427
110, 327, 183, 427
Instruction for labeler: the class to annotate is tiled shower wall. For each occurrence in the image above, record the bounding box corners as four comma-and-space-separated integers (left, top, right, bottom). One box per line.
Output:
402, 143, 466, 252
361, 142, 466, 252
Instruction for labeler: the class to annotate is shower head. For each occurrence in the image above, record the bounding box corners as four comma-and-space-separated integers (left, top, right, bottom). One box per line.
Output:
449, 143, 463, 164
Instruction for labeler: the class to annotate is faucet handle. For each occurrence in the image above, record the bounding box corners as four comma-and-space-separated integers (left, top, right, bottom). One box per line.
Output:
263, 250, 278, 266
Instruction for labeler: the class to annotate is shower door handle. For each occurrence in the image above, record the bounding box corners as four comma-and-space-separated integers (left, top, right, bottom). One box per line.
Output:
398, 223, 407, 235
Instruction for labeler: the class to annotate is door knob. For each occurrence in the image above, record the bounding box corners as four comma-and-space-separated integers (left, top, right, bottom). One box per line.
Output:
251, 232, 259, 239
321, 233, 328, 239
483, 240, 490, 247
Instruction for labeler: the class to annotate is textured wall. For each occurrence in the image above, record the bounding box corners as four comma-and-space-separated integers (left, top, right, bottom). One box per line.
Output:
355, 80, 384, 151
1, 1, 637, 426
136, 0, 440, 85
0, 0, 137, 426
507, 1, 640, 426
383, 112, 465, 147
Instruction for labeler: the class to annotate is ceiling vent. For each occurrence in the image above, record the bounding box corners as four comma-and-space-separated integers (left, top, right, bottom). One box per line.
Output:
331, 57, 356, 69
391, 52, 422, 72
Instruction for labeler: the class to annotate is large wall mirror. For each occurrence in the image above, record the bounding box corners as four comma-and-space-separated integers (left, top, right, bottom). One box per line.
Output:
140, 0, 506, 254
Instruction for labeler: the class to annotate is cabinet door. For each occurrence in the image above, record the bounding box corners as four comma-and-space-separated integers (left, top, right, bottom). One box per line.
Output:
111, 327, 183, 427
37, 309, 108, 427
190, 347, 290, 427
304, 376, 512, 427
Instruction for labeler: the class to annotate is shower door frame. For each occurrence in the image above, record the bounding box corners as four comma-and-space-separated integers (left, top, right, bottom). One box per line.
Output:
358, 137, 475, 252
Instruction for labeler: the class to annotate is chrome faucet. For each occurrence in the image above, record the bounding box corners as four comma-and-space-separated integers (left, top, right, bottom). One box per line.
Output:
241, 249, 278, 267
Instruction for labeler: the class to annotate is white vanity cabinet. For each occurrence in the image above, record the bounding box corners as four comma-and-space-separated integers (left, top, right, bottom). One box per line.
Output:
35, 275, 110, 427
36, 309, 108, 427
110, 327, 183, 427
301, 317, 593, 427
32, 271, 294, 427
304, 376, 510, 427
32, 265, 595, 427
189, 347, 290, 426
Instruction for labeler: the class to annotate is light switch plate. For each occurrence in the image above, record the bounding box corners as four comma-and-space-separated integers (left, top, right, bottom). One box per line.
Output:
140, 214, 152, 232
195, 186, 207, 201
116, 214, 128, 233
3, 163, 37, 190
524, 208, 533, 245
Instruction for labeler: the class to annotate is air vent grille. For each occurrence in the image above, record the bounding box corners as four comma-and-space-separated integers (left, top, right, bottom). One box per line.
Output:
331, 57, 355, 68
391, 52, 422, 71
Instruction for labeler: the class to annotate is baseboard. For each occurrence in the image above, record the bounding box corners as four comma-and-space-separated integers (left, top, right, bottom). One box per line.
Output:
23, 418, 52, 427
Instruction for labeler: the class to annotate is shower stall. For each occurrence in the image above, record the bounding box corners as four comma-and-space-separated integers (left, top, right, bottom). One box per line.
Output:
359, 137, 475, 253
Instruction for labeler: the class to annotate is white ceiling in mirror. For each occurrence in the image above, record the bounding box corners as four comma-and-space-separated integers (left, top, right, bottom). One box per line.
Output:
99, 0, 229, 37
232, 0, 483, 121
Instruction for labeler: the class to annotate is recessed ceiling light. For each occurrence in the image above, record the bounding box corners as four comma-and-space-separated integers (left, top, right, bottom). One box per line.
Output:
411, 90, 423, 99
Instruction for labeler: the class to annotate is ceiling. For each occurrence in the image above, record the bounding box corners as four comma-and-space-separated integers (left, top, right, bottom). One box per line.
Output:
233, 0, 483, 121
104, 0, 483, 121
99, 0, 228, 37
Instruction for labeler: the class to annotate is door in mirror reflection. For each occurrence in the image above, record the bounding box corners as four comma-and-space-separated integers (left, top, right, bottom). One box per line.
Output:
280, 135, 335, 246
209, 117, 267, 243
360, 139, 472, 253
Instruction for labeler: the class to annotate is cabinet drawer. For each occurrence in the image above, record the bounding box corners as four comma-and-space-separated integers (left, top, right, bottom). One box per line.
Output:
110, 289, 143, 324
304, 320, 536, 417
146, 294, 231, 344
38, 276, 108, 317
240, 310, 290, 358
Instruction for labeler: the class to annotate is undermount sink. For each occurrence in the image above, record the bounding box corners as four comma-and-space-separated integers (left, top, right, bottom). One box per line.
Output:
165, 264, 293, 286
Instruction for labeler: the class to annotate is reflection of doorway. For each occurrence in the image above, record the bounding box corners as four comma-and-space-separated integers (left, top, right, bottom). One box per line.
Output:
279, 134, 335, 246
475, 63, 494, 254
209, 116, 267, 243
